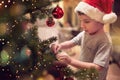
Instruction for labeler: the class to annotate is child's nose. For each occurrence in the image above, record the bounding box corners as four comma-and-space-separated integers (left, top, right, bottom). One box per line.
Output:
80, 22, 85, 29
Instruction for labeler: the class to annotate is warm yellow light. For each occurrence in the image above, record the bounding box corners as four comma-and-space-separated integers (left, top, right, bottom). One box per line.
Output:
5, 5, 7, 8
1, 1, 4, 4
8, 0, 11, 3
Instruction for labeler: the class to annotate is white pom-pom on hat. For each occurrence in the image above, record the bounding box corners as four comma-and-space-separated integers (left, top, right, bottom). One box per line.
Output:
103, 12, 117, 24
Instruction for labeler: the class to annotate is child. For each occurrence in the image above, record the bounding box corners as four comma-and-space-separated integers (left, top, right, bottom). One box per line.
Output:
51, 0, 117, 80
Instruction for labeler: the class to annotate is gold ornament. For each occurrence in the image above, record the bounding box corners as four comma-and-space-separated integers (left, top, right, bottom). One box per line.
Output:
10, 4, 26, 16
37, 77, 44, 80
0, 23, 7, 35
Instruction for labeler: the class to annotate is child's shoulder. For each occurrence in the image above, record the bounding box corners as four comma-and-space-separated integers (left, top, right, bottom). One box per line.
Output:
95, 32, 112, 43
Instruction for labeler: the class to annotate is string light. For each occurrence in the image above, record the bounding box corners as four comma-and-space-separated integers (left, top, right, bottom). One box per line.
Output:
7, 41, 10, 44
1, 1, 4, 4
44, 64, 46, 67
12, 25, 15, 28
18, 65, 21, 67
9, 44, 12, 46
7, 62, 9, 65
13, 52, 15, 54
37, 62, 41, 66
22, 0, 25, 2
34, 0, 37, 2
48, 62, 51, 65
5, 5, 7, 8
16, 70, 19, 73
8, 0, 11, 3
16, 76, 20, 79
13, 1, 15, 4
35, 67, 38, 70
34, 6, 36, 9
9, 56, 12, 59
7, 69, 10, 71
11, 61, 15, 64
30, 68, 33, 70
43, 59, 46, 62
30, 74, 33, 78
2, 68, 5, 71
2, 42, 5, 45
22, 68, 25, 71
17, 48, 20, 50
14, 20, 18, 24
9, 74, 12, 77
2, 38, 4, 41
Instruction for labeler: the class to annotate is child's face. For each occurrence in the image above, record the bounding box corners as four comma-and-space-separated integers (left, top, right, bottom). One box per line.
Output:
78, 14, 103, 35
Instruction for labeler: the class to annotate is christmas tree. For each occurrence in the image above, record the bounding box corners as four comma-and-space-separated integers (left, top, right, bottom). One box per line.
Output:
0, 0, 98, 80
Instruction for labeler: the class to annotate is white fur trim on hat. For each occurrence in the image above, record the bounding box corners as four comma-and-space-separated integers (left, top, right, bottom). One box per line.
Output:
75, 2, 117, 23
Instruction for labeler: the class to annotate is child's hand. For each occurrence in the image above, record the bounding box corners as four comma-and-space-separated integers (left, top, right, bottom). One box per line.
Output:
56, 51, 71, 64
51, 43, 61, 54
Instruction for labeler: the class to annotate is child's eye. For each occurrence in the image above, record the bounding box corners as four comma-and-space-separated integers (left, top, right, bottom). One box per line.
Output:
84, 20, 90, 23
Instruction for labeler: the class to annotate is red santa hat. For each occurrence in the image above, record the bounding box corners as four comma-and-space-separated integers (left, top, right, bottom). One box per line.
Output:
75, 0, 117, 23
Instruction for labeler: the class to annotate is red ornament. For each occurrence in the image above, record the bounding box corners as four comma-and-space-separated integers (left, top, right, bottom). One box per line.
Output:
46, 17, 55, 27
21, 21, 29, 31
52, 5, 64, 19
65, 77, 74, 80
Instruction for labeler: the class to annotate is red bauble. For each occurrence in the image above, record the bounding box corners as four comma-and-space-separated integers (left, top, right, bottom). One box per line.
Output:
46, 17, 55, 27
65, 77, 74, 80
22, 21, 28, 31
52, 5, 64, 19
